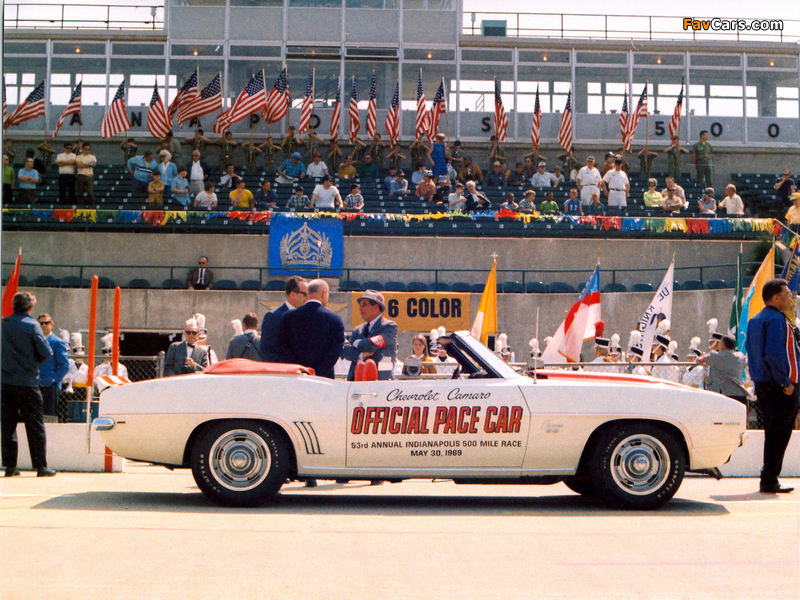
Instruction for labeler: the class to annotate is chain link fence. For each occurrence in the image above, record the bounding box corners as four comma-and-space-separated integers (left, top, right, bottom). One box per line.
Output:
56, 355, 161, 423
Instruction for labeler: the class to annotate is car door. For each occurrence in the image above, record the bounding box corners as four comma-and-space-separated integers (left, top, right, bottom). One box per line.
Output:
345, 378, 530, 472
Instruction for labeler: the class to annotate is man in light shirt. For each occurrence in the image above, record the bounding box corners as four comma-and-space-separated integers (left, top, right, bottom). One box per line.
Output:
530, 161, 557, 187
601, 155, 630, 207
576, 155, 602, 207
55, 142, 77, 204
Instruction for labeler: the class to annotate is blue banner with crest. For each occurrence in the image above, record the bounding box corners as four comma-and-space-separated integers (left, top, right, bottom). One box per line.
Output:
268, 214, 344, 276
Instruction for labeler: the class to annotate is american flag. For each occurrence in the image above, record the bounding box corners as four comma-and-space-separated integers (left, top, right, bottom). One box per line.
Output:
557, 91, 573, 155
619, 92, 630, 152
366, 73, 377, 139
385, 80, 399, 147
626, 85, 648, 146
262, 68, 288, 125
215, 70, 266, 133
178, 72, 222, 127
167, 69, 198, 122
329, 78, 341, 141
4, 80, 46, 129
298, 72, 315, 134
530, 84, 541, 151
51, 81, 82, 140
2, 78, 7, 125
428, 78, 445, 142
348, 76, 360, 144
668, 79, 684, 140
100, 81, 132, 138
147, 83, 171, 140
493, 78, 508, 142
415, 70, 428, 139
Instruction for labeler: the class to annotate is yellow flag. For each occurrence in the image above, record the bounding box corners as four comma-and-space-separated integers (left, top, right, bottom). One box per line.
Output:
470, 262, 497, 346
745, 247, 774, 321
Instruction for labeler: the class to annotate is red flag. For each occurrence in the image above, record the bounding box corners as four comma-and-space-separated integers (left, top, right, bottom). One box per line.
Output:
178, 72, 222, 127
493, 78, 508, 142
415, 70, 428, 139
530, 85, 541, 151
167, 69, 198, 122
101, 81, 132, 138
329, 78, 341, 141
557, 91, 573, 155
146, 82, 171, 140
428, 78, 446, 142
366, 73, 377, 139
4, 80, 45, 129
262, 68, 288, 125
619, 91, 630, 153
215, 70, 266, 133
51, 82, 82, 140
298, 72, 315, 134
668, 79, 684, 140
2, 248, 22, 318
385, 80, 399, 147
348, 76, 360, 144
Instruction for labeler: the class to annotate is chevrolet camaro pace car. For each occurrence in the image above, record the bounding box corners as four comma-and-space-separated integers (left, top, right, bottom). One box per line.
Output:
94, 332, 746, 510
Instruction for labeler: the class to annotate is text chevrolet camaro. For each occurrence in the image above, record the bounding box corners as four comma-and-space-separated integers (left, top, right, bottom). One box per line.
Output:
94, 332, 747, 510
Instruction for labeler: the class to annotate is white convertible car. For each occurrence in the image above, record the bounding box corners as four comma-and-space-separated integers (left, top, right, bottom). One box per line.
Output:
94, 332, 747, 510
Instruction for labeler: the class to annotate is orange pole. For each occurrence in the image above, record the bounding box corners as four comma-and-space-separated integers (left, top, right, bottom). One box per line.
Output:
86, 276, 98, 421
112, 286, 121, 376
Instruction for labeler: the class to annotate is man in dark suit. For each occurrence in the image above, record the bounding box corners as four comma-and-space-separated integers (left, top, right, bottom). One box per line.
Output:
277, 279, 344, 380
164, 318, 210, 376
260, 275, 307, 362
341, 290, 398, 381
186, 256, 214, 290
225, 313, 263, 361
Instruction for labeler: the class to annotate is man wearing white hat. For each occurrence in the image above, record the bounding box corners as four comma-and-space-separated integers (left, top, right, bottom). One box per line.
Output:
164, 317, 210, 376
94, 332, 129, 380
341, 289, 398, 381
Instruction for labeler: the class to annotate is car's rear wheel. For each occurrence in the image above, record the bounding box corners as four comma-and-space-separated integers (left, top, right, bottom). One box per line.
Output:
191, 420, 288, 507
588, 423, 685, 510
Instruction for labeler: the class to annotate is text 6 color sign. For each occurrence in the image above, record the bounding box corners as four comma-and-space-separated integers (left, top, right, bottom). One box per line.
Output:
350, 292, 471, 332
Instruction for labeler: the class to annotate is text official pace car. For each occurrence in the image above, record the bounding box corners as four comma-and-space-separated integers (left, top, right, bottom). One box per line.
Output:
94, 332, 747, 510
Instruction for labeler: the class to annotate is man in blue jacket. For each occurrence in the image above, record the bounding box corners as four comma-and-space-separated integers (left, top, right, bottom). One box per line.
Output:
37, 313, 70, 418
1, 292, 57, 477
746, 278, 800, 494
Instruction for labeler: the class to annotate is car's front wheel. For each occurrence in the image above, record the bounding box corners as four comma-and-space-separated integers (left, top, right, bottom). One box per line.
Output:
589, 423, 685, 510
191, 420, 289, 507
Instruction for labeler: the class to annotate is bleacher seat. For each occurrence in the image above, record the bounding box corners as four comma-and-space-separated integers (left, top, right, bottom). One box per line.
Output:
240, 280, 261, 291
602, 283, 628, 293
265, 280, 286, 291
548, 282, 576, 294
97, 276, 116, 289
431, 282, 450, 292
339, 280, 360, 291
525, 281, 549, 294
680, 280, 703, 291
450, 282, 471, 293
704, 279, 728, 290
470, 283, 486, 294
361, 281, 385, 291
384, 281, 406, 292
501, 281, 524, 294
128, 278, 151, 289
161, 278, 186, 289
406, 281, 429, 292
631, 283, 654, 292
18, 275, 28, 286
32, 275, 57, 287
214, 279, 237, 290
59, 276, 83, 288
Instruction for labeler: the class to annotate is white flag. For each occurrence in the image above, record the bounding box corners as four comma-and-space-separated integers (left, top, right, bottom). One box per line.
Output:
637, 261, 674, 362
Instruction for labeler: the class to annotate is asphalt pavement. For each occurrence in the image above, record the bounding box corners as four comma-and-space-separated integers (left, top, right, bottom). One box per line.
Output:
1, 465, 798, 600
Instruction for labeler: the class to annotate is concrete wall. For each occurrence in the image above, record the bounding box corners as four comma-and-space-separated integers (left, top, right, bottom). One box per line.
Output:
3, 231, 754, 362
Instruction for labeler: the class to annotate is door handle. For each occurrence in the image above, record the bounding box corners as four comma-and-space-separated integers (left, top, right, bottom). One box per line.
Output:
351, 392, 379, 399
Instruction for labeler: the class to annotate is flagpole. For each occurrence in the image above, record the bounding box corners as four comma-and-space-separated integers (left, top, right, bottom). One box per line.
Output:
310, 67, 316, 141
645, 79, 650, 150
441, 74, 449, 143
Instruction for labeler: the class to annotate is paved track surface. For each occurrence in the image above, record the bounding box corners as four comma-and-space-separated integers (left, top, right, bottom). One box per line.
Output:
1, 465, 798, 600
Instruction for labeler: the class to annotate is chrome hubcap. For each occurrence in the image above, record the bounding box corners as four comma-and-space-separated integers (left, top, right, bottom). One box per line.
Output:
610, 434, 670, 495
209, 429, 271, 491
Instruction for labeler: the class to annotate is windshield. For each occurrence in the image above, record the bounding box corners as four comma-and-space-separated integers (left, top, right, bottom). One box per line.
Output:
452, 331, 521, 380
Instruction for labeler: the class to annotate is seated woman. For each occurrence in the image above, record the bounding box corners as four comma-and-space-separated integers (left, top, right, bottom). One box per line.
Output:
402, 334, 436, 376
